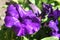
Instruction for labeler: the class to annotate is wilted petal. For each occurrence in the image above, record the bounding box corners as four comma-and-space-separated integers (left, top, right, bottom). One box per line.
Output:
42, 3, 52, 14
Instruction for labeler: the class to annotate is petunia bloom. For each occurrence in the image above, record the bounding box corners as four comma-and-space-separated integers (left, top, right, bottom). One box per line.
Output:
42, 3, 52, 14
48, 20, 60, 38
42, 3, 60, 38
41, 3, 53, 18
52, 32, 60, 38
42, 3, 60, 20
4, 3, 40, 36
48, 8, 60, 20
53, 8, 60, 19
48, 20, 59, 32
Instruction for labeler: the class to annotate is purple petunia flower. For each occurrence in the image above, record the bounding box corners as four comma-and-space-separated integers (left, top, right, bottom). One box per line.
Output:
48, 8, 60, 20
4, 3, 40, 36
42, 3, 60, 38
52, 32, 60, 38
42, 3, 52, 14
42, 3, 60, 20
48, 20, 60, 38
53, 8, 60, 19
48, 20, 59, 32
41, 3, 53, 18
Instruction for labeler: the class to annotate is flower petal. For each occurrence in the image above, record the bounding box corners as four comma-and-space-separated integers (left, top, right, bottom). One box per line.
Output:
29, 3, 41, 16
4, 16, 19, 28
53, 9, 60, 19
24, 17, 40, 34
4, 3, 40, 36
42, 3, 52, 14
6, 4, 19, 18
48, 20, 59, 32
52, 32, 60, 38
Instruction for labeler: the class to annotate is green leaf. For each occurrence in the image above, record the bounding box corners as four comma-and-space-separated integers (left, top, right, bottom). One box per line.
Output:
12, 0, 18, 3
41, 36, 59, 40
18, 0, 24, 4
58, 17, 60, 21
25, 7, 29, 11
23, 36, 29, 40
42, 15, 48, 23
2, 5, 8, 8
55, 0, 60, 4
41, 0, 47, 3
29, 0, 35, 4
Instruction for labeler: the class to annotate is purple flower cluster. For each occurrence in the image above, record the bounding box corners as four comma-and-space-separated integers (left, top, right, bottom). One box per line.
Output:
4, 3, 40, 36
42, 3, 60, 38
4, 2, 60, 38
